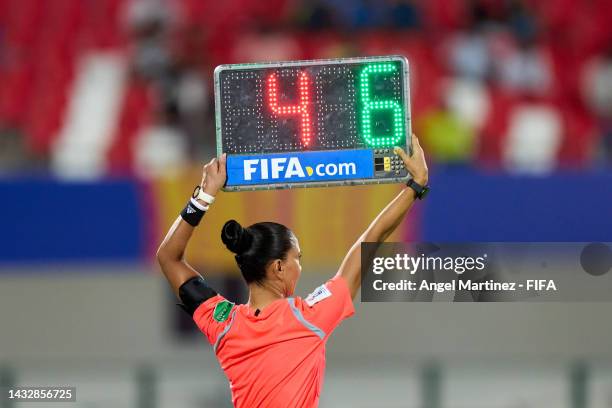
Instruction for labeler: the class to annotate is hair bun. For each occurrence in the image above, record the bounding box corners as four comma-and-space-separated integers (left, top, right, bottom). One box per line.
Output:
221, 220, 253, 254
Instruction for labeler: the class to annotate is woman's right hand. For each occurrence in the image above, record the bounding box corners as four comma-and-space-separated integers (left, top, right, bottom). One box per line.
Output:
394, 133, 429, 185
201, 153, 227, 196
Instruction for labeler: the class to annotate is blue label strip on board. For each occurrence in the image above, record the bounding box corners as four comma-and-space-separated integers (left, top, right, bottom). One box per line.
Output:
226, 149, 374, 186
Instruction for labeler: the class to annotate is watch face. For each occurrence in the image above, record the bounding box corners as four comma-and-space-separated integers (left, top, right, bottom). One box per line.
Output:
192, 185, 201, 199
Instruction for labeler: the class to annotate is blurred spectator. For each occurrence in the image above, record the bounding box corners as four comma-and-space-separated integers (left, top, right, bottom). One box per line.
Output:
496, 37, 553, 96
418, 84, 477, 163
445, 78, 491, 131
386, 0, 422, 30
506, 0, 539, 43
582, 46, 612, 162
503, 101, 563, 174
489, 0, 553, 96
122, 0, 209, 171
124, 0, 177, 80
134, 119, 189, 178
445, 25, 492, 80
232, 25, 301, 63
315, 0, 387, 30
297, 1, 337, 30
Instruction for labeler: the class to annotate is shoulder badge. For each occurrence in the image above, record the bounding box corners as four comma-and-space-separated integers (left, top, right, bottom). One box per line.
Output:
213, 300, 235, 322
305, 284, 332, 307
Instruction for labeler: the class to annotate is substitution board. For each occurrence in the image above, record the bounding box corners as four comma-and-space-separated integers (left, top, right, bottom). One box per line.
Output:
214, 55, 411, 191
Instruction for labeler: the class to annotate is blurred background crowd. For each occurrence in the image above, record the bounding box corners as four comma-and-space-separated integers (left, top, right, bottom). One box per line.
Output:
0, 0, 611, 177
1, 1, 612, 407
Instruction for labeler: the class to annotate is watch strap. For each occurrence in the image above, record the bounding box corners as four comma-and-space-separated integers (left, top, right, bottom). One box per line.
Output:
190, 197, 209, 211
406, 179, 429, 200
197, 190, 215, 205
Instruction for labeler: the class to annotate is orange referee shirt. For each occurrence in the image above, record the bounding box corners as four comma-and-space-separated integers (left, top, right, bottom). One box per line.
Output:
193, 275, 355, 408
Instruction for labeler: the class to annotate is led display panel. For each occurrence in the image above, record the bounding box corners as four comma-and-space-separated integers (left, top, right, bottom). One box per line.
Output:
214, 55, 411, 191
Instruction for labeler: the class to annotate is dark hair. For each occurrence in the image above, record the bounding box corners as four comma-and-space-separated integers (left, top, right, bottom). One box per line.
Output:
221, 219, 295, 284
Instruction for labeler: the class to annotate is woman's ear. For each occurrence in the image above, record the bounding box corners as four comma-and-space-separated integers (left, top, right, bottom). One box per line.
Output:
265, 260, 282, 281
270, 259, 283, 280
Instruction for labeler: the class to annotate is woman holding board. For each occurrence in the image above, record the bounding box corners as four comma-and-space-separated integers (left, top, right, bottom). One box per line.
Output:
156, 134, 429, 407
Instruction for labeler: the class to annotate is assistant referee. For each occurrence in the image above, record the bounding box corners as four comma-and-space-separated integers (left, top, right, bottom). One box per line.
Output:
156, 134, 429, 407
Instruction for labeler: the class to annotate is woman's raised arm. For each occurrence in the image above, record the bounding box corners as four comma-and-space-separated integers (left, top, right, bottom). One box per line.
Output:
337, 135, 429, 299
156, 154, 227, 297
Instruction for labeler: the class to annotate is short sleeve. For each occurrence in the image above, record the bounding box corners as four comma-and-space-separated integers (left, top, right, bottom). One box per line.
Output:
296, 275, 355, 337
192, 294, 236, 346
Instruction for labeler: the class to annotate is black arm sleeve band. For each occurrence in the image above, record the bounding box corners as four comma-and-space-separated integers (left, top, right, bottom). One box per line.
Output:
177, 276, 218, 316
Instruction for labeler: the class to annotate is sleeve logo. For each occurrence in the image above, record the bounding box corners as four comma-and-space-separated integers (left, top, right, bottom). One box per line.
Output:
213, 300, 235, 322
305, 284, 332, 307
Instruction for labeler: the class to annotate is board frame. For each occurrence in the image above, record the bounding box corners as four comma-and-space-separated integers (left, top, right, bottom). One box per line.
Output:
214, 55, 412, 191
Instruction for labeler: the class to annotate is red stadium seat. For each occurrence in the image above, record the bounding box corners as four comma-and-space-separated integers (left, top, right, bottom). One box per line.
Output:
477, 87, 518, 167
107, 79, 154, 174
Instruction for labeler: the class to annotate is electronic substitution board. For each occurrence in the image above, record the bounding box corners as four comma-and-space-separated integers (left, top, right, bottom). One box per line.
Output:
214, 55, 411, 191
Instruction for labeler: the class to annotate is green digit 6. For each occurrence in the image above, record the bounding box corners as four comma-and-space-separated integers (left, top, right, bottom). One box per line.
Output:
359, 63, 404, 147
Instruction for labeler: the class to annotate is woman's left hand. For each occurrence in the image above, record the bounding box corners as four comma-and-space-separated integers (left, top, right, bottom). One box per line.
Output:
394, 133, 428, 185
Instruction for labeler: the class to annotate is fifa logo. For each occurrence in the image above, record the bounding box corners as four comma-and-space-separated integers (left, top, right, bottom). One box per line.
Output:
243, 157, 357, 181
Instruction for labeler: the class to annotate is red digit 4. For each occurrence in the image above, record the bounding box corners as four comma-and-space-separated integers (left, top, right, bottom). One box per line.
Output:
266, 71, 313, 147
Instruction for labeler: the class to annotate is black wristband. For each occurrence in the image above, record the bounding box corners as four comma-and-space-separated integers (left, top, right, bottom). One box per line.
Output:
180, 199, 206, 226
406, 179, 430, 200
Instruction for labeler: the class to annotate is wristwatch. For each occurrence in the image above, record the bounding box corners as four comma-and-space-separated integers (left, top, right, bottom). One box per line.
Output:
192, 185, 216, 205
406, 179, 430, 200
